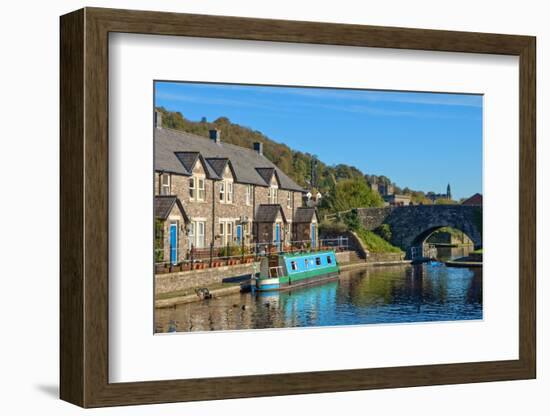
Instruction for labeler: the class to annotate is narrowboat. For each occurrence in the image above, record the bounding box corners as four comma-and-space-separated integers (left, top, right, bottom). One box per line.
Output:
254, 250, 340, 292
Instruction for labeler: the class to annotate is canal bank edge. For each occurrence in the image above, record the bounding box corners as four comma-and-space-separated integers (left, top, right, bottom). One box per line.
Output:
155, 251, 412, 308
445, 251, 483, 268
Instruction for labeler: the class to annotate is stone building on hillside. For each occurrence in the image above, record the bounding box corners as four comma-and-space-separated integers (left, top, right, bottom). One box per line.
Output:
383, 194, 411, 206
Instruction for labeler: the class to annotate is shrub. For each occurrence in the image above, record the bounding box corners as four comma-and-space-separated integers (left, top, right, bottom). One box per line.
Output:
318, 220, 348, 234
355, 226, 403, 254
154, 219, 165, 262
219, 244, 240, 257
374, 224, 392, 241
342, 209, 361, 231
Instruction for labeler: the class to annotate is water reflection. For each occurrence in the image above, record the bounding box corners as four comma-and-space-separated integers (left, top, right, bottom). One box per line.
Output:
155, 264, 482, 333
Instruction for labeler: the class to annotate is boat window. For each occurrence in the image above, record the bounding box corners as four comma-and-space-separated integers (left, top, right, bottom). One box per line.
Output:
327, 256, 332, 264
290, 261, 298, 271
304, 259, 309, 268
315, 257, 321, 266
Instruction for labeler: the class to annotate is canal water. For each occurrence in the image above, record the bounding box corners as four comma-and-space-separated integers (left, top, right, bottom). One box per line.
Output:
155, 262, 482, 333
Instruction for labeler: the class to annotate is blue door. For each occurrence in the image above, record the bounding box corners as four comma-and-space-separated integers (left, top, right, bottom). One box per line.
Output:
311, 224, 316, 249
275, 223, 281, 251
170, 223, 178, 265
236, 224, 242, 243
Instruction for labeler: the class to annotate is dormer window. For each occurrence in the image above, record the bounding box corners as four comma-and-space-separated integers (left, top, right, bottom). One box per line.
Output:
160, 173, 170, 195
197, 178, 205, 201
268, 186, 278, 204
189, 176, 206, 201
245, 184, 252, 205
219, 182, 225, 202
219, 180, 233, 203
227, 182, 233, 203
189, 177, 196, 199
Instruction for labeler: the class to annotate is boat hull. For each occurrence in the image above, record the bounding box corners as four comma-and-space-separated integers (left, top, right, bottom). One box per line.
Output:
256, 272, 340, 291
255, 249, 340, 292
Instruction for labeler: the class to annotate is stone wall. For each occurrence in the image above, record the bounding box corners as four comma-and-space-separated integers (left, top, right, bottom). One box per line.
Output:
335, 251, 351, 264
366, 252, 406, 263
356, 207, 394, 230
155, 262, 260, 294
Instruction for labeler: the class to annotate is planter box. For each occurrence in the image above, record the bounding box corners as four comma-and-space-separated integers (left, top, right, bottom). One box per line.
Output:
169, 265, 181, 273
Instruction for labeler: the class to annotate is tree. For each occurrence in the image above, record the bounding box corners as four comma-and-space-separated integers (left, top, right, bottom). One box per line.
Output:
342, 209, 361, 231
329, 178, 383, 212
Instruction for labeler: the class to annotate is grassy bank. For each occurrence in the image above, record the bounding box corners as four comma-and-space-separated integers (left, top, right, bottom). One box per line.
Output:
355, 227, 403, 254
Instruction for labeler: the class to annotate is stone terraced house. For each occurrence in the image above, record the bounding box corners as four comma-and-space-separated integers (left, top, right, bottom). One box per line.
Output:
154, 112, 318, 265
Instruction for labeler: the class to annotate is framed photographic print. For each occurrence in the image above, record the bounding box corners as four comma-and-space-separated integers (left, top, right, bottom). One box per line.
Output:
60, 7, 536, 408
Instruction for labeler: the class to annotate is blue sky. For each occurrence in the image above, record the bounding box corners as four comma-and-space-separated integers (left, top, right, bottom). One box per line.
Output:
155, 81, 482, 200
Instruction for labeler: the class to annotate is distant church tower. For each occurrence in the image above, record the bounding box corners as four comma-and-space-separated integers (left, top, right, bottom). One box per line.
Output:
446, 183, 452, 200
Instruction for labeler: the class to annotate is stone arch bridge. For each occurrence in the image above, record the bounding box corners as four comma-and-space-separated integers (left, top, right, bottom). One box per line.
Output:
356, 205, 482, 256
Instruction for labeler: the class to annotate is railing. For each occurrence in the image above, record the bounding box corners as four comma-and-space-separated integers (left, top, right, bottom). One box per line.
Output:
154, 237, 349, 269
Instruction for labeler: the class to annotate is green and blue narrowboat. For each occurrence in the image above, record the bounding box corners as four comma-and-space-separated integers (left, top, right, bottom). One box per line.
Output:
254, 250, 340, 292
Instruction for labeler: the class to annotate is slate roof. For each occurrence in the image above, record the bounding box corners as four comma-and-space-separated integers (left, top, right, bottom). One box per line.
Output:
255, 204, 287, 223
155, 127, 304, 191
154, 196, 189, 222
255, 167, 277, 185
293, 207, 318, 223
174, 152, 200, 174
461, 193, 483, 206
204, 158, 232, 178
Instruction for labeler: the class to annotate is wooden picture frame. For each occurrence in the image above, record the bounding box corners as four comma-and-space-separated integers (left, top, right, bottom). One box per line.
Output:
60, 7, 536, 408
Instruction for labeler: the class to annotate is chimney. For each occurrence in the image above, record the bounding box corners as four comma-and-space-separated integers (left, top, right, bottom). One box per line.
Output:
154, 110, 162, 129
209, 129, 221, 144
253, 142, 263, 155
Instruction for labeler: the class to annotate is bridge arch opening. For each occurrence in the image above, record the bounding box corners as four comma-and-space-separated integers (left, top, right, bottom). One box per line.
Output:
411, 225, 477, 248
409, 225, 478, 260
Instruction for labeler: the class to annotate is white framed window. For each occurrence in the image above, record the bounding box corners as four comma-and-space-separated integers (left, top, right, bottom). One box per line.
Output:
290, 261, 298, 271
197, 177, 205, 201
196, 221, 205, 248
187, 221, 195, 248
227, 182, 233, 203
189, 177, 195, 199
269, 186, 278, 204
160, 173, 170, 195
245, 184, 252, 205
219, 220, 235, 245
219, 181, 225, 202
226, 222, 233, 243
188, 221, 206, 248
287, 191, 292, 208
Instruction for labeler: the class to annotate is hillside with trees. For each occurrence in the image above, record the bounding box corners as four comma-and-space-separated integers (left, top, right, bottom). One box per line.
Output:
156, 107, 447, 215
